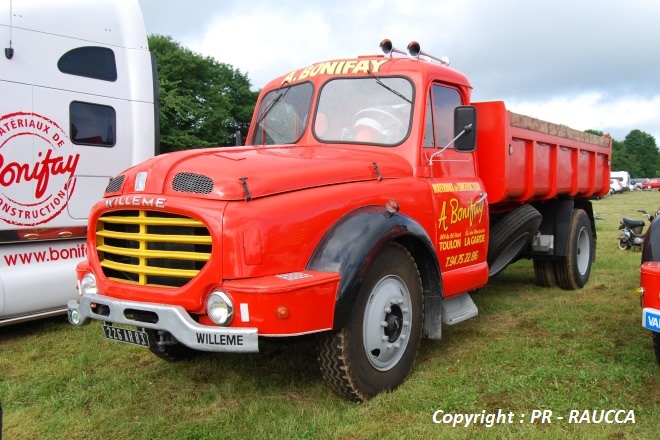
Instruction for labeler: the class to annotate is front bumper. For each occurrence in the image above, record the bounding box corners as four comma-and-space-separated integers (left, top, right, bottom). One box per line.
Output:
68, 294, 258, 353
640, 262, 660, 333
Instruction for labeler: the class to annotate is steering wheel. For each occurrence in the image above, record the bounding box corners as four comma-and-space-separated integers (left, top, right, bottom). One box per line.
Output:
352, 109, 407, 139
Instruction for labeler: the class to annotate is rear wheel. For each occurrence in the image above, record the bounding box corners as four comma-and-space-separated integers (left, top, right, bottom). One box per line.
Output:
488, 205, 542, 277
317, 243, 423, 401
617, 235, 630, 250
533, 259, 557, 287
556, 209, 593, 290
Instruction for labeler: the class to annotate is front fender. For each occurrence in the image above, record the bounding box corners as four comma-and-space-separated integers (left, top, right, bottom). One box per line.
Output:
307, 206, 437, 329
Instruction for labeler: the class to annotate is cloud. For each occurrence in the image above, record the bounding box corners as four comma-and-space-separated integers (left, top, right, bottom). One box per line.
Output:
139, 0, 660, 144
505, 93, 660, 142
183, 3, 336, 88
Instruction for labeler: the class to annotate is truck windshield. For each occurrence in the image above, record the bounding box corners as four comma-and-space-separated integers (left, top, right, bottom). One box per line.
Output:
314, 77, 413, 146
251, 82, 314, 145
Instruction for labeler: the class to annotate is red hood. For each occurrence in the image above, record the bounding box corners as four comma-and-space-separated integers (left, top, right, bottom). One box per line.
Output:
110, 145, 412, 200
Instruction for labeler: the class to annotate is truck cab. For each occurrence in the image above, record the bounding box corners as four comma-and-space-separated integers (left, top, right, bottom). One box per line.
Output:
0, 0, 157, 325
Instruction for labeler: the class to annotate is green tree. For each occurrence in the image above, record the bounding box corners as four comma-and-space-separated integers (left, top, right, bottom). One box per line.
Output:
590, 128, 659, 177
623, 129, 659, 177
611, 138, 632, 173
148, 35, 258, 152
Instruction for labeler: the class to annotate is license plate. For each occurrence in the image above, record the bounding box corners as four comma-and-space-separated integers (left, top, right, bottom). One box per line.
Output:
643, 309, 660, 332
102, 323, 151, 347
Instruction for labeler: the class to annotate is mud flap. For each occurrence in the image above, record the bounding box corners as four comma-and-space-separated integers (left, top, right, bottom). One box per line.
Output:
424, 295, 444, 339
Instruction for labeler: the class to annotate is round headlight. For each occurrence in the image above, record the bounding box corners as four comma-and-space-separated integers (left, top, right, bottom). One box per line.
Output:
206, 291, 234, 326
80, 273, 97, 295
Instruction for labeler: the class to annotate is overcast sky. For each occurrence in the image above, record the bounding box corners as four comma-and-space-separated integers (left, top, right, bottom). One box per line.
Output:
138, 0, 660, 144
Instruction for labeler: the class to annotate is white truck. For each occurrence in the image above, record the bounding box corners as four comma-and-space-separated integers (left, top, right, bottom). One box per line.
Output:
610, 170, 632, 191
0, 0, 158, 325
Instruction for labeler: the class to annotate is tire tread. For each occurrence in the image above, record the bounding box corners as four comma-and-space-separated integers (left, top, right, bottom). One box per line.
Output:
316, 242, 422, 401
556, 209, 593, 290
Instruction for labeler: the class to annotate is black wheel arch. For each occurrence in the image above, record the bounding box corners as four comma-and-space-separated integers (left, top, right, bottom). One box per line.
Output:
307, 206, 440, 330
642, 215, 660, 263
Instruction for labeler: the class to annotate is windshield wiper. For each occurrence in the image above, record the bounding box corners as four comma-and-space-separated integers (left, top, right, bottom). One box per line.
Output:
367, 69, 412, 104
255, 81, 290, 126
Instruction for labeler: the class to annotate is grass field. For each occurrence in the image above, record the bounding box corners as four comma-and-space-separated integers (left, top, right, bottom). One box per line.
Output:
1, 191, 659, 439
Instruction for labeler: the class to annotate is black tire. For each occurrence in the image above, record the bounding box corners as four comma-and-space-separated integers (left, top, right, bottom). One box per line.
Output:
317, 243, 423, 401
533, 259, 557, 287
488, 205, 542, 277
145, 329, 200, 362
556, 209, 593, 290
653, 332, 660, 365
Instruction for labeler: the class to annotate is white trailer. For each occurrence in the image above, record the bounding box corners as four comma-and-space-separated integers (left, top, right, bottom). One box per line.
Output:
0, 0, 158, 325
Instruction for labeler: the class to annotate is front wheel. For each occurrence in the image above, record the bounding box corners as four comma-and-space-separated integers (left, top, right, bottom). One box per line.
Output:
317, 243, 423, 401
145, 329, 200, 362
556, 209, 594, 290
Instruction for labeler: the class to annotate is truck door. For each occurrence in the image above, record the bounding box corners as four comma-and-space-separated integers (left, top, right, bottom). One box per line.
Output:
423, 84, 489, 297
33, 89, 127, 222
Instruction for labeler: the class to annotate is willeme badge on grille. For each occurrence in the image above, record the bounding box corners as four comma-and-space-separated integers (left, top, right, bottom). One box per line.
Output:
134, 172, 147, 191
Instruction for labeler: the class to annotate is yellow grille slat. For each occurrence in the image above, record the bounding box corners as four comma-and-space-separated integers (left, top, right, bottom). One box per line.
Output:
100, 259, 199, 278
100, 216, 205, 227
97, 244, 211, 261
106, 277, 174, 288
96, 210, 213, 287
96, 229, 212, 244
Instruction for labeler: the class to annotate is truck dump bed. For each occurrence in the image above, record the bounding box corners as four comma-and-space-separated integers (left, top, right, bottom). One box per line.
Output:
473, 101, 612, 206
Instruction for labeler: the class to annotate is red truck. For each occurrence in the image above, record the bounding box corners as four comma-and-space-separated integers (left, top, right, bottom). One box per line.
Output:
639, 216, 660, 364
68, 40, 612, 401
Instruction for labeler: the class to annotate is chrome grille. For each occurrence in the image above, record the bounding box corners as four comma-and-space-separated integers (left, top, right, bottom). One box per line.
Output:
172, 172, 214, 194
96, 210, 212, 288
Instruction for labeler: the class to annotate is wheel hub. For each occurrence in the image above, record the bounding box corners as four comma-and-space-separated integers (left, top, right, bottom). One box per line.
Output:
384, 306, 403, 342
362, 276, 412, 371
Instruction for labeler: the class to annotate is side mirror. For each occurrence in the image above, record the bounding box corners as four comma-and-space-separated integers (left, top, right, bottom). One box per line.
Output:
454, 106, 476, 152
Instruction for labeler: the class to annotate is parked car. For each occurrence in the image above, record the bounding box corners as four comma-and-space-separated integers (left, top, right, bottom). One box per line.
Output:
636, 178, 652, 190
610, 178, 623, 194
646, 178, 660, 190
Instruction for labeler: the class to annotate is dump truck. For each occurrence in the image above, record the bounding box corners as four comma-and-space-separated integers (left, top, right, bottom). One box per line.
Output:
68, 40, 611, 401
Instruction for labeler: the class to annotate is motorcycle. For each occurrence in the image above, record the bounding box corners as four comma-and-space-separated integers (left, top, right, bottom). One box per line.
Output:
618, 210, 656, 250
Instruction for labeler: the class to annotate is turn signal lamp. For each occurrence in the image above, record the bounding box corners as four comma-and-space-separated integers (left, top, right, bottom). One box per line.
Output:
80, 273, 98, 295
276, 306, 289, 319
385, 200, 400, 218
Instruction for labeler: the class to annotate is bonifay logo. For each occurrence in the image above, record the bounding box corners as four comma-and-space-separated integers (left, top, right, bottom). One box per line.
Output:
0, 112, 80, 226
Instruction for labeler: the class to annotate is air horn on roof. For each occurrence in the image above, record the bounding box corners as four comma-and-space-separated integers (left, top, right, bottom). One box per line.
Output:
407, 41, 450, 66
379, 39, 450, 65
379, 39, 406, 58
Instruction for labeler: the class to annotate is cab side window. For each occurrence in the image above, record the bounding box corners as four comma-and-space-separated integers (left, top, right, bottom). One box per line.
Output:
423, 85, 462, 148
59, 46, 118, 146
57, 46, 117, 82
70, 102, 116, 147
